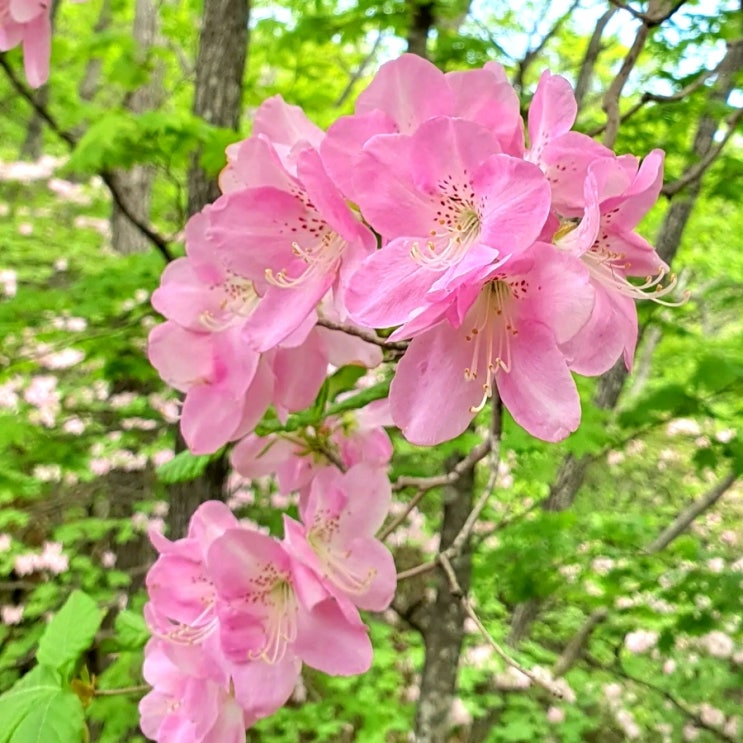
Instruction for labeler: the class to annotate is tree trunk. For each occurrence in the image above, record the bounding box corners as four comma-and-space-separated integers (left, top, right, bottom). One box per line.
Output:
414, 457, 475, 743
186, 0, 250, 216
406, 0, 436, 59
167, 0, 250, 539
110, 0, 162, 254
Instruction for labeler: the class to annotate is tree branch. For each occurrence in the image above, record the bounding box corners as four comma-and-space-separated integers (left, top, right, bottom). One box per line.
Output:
645, 471, 738, 553
586, 654, 737, 742
315, 317, 409, 352
512, 0, 580, 92
552, 608, 609, 677
587, 60, 722, 136
661, 107, 743, 197
574, 6, 618, 110
397, 397, 503, 582
0, 53, 175, 263
439, 553, 567, 699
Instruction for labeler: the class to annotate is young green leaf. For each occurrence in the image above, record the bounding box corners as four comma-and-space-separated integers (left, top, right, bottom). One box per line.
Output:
37, 591, 104, 680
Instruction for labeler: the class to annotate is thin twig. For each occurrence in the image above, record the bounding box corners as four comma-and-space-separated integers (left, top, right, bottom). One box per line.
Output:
586, 654, 736, 743
439, 553, 566, 699
392, 439, 491, 492
397, 396, 503, 581
378, 487, 427, 541
315, 317, 409, 352
587, 61, 722, 136
94, 684, 150, 697
608, 0, 687, 26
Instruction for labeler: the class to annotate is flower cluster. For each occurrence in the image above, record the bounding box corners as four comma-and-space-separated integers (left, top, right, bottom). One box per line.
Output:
145, 53, 675, 740
141, 468, 396, 740
150, 54, 674, 453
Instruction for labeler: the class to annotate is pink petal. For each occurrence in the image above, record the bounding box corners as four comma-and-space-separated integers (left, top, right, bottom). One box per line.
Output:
355, 53, 453, 132
528, 70, 577, 161
294, 597, 372, 675
495, 320, 580, 442
230, 655, 300, 721
21, 12, 50, 88
390, 322, 483, 445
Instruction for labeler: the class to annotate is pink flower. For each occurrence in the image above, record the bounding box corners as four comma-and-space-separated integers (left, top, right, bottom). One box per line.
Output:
139, 639, 249, 743
624, 629, 658, 654
322, 54, 523, 201
0, 0, 51, 88
208, 528, 373, 678
147, 322, 264, 454
1, 604, 23, 625
230, 399, 392, 496
526, 70, 613, 215
346, 116, 551, 330
283, 463, 396, 611
387, 244, 594, 444
207, 139, 376, 349
557, 149, 676, 374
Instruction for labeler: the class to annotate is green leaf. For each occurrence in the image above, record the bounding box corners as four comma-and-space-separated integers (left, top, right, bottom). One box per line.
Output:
326, 365, 367, 400
37, 591, 104, 680
107, 610, 150, 652
156, 448, 221, 484
9, 688, 85, 743
0, 666, 63, 743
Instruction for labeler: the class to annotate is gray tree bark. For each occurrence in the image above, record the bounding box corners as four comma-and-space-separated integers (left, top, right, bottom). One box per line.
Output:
110, 0, 163, 254
186, 0, 250, 216
406, 0, 436, 59
413, 458, 475, 743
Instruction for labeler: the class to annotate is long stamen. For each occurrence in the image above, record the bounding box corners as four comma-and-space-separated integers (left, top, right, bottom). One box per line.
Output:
466, 281, 519, 413
266, 232, 346, 288
199, 273, 259, 330
411, 199, 482, 270
583, 249, 687, 306
155, 603, 219, 646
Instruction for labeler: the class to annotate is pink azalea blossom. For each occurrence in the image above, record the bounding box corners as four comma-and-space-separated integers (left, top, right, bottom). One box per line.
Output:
208, 139, 376, 349
282, 463, 396, 611
0, 0, 52, 88
557, 149, 675, 373
208, 528, 373, 678
0, 0, 87, 88
139, 639, 249, 743
526, 69, 614, 215
387, 244, 594, 444
230, 399, 392, 495
322, 53, 523, 201
346, 116, 551, 330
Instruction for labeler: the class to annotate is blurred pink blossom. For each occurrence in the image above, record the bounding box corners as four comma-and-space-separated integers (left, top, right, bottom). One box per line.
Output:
1, 605, 23, 625
0, 268, 17, 297
624, 629, 659, 654
546, 707, 565, 724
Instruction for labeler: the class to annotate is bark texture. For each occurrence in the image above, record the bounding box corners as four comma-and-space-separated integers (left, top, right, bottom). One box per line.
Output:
111, 0, 163, 254
406, 0, 436, 59
413, 457, 475, 743
187, 0, 250, 216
